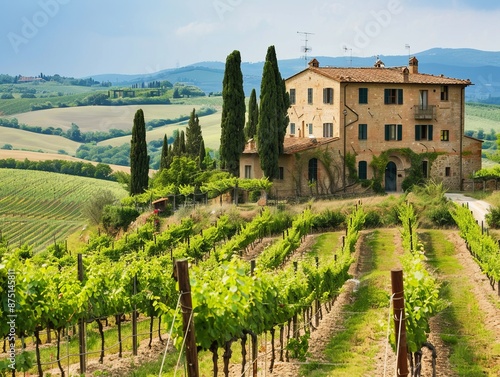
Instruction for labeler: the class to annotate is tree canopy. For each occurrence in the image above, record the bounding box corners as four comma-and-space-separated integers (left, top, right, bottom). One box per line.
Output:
129, 109, 149, 195
220, 50, 246, 177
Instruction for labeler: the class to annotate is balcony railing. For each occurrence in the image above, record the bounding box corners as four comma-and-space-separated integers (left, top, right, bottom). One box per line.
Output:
414, 105, 436, 120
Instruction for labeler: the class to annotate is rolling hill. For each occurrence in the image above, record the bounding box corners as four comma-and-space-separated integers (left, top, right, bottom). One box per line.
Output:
90, 48, 500, 102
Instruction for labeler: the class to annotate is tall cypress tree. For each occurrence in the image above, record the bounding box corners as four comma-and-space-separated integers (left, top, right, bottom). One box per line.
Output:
186, 108, 203, 160
179, 130, 186, 155
245, 88, 259, 140
130, 109, 149, 195
257, 61, 279, 180
159, 134, 169, 171
198, 140, 206, 170
265, 46, 289, 154
220, 50, 246, 177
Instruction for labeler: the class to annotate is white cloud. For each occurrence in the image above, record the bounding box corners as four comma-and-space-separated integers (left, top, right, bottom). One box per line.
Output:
175, 21, 220, 37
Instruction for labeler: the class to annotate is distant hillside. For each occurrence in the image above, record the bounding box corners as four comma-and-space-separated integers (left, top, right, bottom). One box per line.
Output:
91, 48, 500, 102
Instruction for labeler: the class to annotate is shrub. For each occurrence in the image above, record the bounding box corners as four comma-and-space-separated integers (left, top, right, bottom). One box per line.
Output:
485, 206, 500, 228
364, 210, 382, 228
312, 209, 345, 231
428, 205, 455, 227
101, 205, 139, 233
0, 93, 14, 99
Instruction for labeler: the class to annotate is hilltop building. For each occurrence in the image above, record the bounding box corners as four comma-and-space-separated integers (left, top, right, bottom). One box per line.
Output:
240, 57, 481, 197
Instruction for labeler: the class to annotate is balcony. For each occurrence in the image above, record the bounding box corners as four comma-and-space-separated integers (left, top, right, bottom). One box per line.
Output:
414, 105, 436, 120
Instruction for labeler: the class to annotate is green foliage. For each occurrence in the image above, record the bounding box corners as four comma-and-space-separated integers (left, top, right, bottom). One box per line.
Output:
101, 205, 140, 233
312, 209, 345, 231
397, 202, 446, 353
245, 88, 259, 140
82, 189, 119, 225
130, 109, 149, 195
185, 108, 204, 161
257, 59, 279, 180
0, 158, 115, 181
220, 50, 246, 176
452, 203, 500, 282
286, 331, 310, 361
485, 206, 500, 228
0, 169, 127, 251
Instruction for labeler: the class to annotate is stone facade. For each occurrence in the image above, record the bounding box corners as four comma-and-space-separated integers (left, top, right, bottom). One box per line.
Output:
241, 57, 482, 195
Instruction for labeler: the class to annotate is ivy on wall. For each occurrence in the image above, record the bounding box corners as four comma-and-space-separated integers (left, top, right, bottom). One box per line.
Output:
368, 148, 442, 193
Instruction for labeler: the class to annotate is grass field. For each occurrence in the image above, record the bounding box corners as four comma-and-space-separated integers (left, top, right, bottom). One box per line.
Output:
9, 103, 221, 132
0, 169, 127, 252
0, 127, 81, 155
1, 102, 223, 152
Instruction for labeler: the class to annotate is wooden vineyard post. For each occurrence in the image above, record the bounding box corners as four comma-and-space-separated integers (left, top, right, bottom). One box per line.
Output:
174, 259, 199, 377
132, 274, 138, 356
250, 260, 258, 377
391, 269, 409, 377
77, 254, 86, 374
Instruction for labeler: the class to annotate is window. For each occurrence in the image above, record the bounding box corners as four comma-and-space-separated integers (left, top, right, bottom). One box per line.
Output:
358, 124, 367, 140
445, 167, 451, 177
441, 130, 449, 141
415, 125, 433, 141
359, 88, 368, 104
278, 167, 284, 180
422, 160, 428, 178
419, 90, 428, 109
323, 123, 333, 137
385, 124, 402, 141
307, 123, 313, 136
308, 158, 318, 182
323, 88, 333, 104
290, 123, 296, 135
384, 89, 403, 104
358, 161, 367, 180
307, 88, 313, 104
244, 165, 252, 179
289, 89, 296, 105
441, 86, 449, 101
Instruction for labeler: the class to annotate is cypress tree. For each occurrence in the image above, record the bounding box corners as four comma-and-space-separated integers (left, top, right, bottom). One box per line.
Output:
179, 130, 186, 155
257, 61, 279, 180
198, 140, 206, 170
186, 108, 204, 160
220, 50, 246, 177
159, 134, 169, 171
245, 88, 259, 140
129, 109, 149, 195
265, 46, 289, 154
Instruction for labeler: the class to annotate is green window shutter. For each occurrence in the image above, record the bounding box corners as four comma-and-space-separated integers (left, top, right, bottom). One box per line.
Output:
398, 89, 403, 104
428, 125, 433, 140
384, 89, 390, 104
385, 125, 390, 140
415, 125, 421, 141
358, 161, 367, 180
397, 124, 402, 140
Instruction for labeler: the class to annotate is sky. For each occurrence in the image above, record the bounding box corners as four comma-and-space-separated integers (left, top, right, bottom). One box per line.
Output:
1, 0, 500, 78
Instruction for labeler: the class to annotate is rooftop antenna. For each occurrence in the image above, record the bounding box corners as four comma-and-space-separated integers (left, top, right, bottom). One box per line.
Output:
297, 31, 314, 67
405, 44, 411, 63
343, 46, 352, 67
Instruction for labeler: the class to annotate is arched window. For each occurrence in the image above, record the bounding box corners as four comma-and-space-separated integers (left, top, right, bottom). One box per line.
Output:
308, 158, 318, 182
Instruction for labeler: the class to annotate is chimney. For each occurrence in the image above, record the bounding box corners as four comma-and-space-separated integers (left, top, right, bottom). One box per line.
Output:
308, 58, 319, 68
409, 56, 418, 74
402, 67, 409, 82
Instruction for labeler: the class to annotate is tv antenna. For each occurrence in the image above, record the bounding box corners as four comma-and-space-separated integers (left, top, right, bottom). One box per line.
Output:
405, 44, 411, 63
343, 46, 353, 67
297, 31, 314, 67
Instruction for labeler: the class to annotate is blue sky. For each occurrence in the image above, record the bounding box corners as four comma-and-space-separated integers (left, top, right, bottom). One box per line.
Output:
1, 0, 500, 77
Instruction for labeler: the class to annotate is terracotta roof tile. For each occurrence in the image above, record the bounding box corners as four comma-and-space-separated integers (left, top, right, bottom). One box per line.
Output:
243, 137, 339, 155
290, 66, 471, 86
